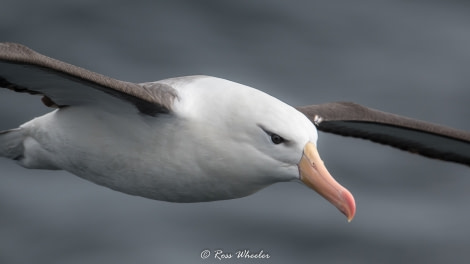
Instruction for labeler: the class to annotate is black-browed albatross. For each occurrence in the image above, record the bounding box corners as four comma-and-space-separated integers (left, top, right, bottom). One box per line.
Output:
1, 43, 469, 222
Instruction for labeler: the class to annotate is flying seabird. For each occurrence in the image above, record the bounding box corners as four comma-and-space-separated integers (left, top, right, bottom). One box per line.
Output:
1, 43, 469, 222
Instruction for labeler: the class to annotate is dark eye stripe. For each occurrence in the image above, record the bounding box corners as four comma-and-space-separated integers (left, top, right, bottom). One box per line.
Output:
270, 133, 284, 144
257, 124, 288, 145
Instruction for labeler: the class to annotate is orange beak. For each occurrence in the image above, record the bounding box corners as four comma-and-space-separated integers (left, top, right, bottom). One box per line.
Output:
298, 142, 356, 222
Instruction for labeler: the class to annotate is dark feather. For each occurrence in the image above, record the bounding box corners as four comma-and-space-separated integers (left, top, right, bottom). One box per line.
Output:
0, 43, 178, 116
297, 102, 470, 166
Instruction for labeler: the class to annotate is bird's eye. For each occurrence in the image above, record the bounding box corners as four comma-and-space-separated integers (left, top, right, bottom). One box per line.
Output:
270, 134, 284, 144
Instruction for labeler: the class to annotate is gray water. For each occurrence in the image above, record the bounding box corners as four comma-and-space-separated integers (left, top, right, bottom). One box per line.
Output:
1, 1, 470, 263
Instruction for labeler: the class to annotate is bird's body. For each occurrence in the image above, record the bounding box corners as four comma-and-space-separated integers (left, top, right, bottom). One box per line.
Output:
8, 76, 317, 203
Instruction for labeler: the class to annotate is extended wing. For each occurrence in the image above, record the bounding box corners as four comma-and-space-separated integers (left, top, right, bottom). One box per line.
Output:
0, 43, 177, 116
297, 102, 470, 166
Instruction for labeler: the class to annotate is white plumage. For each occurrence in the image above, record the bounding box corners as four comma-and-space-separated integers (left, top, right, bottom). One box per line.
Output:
14, 76, 318, 201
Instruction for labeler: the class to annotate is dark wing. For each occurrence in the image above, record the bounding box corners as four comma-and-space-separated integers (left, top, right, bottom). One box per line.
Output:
296, 102, 470, 166
0, 43, 178, 116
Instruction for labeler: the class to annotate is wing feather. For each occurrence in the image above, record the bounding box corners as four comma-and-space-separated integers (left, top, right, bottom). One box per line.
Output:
0, 43, 178, 116
297, 102, 470, 166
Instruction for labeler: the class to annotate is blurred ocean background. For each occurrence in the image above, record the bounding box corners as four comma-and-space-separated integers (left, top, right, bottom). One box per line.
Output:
1, 1, 470, 263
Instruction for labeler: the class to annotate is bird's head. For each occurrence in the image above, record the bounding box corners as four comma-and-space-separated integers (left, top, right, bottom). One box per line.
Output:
173, 76, 355, 221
